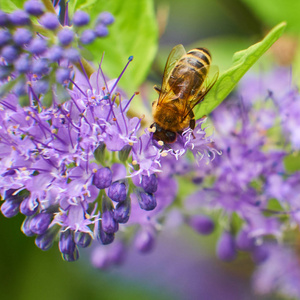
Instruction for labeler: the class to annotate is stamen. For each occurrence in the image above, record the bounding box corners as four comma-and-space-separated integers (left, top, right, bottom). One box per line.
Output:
110, 56, 133, 95
123, 91, 138, 112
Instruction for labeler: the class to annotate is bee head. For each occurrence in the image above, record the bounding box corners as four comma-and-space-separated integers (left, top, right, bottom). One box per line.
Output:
150, 123, 177, 144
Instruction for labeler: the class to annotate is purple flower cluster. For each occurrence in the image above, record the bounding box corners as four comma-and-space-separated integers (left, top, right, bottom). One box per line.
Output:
0, 1, 114, 107
0, 22, 216, 263
181, 67, 300, 297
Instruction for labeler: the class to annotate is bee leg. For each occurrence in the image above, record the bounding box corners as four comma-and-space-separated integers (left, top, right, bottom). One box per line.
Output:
189, 119, 195, 130
153, 85, 161, 94
189, 119, 196, 139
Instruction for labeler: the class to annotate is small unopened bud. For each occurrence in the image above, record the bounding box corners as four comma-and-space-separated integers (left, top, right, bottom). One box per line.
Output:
137, 191, 156, 211
134, 226, 156, 253
141, 174, 158, 193
108, 181, 127, 202
187, 215, 215, 235
216, 231, 237, 262
93, 167, 112, 189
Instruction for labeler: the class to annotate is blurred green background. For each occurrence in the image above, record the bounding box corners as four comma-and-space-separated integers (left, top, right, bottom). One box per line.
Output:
1, 0, 299, 299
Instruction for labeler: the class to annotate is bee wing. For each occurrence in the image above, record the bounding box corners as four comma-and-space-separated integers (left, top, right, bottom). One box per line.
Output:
157, 44, 186, 105
183, 65, 219, 120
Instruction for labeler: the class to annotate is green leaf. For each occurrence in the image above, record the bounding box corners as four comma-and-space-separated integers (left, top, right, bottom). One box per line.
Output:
0, 0, 24, 12
241, 0, 300, 34
195, 22, 287, 119
83, 0, 158, 93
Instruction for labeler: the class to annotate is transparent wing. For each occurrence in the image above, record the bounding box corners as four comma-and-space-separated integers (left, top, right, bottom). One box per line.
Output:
157, 44, 186, 105
183, 65, 219, 120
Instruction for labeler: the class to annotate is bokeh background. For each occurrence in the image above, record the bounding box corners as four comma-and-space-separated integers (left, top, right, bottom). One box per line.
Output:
1, 0, 299, 299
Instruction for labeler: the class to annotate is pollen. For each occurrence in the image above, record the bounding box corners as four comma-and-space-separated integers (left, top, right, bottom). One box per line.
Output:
92, 168, 97, 173
158, 140, 164, 146
51, 128, 58, 134
161, 151, 168, 157
11, 146, 16, 151
132, 160, 138, 165
148, 127, 156, 133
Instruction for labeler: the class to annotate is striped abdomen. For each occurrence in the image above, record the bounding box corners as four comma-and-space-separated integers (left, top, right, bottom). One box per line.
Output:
168, 48, 211, 98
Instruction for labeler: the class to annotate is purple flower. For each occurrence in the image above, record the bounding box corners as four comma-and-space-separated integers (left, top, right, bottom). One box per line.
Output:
253, 244, 300, 298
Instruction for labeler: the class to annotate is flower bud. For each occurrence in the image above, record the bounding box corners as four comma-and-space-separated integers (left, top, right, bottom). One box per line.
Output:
134, 226, 156, 253
20, 197, 38, 216
32, 58, 49, 75
75, 231, 92, 248
15, 55, 31, 73
216, 231, 237, 262
13, 28, 32, 46
101, 197, 119, 234
1, 197, 21, 218
63, 48, 80, 62
188, 215, 215, 235
137, 191, 156, 211
1, 45, 19, 63
113, 197, 130, 223
73, 11, 90, 26
24, 0, 45, 16
56, 68, 70, 84
108, 181, 127, 202
236, 228, 255, 251
35, 226, 59, 251
58, 28, 74, 46
28, 38, 47, 55
97, 12, 114, 25
21, 216, 35, 236
93, 167, 112, 189
79, 29, 96, 44
9, 10, 30, 26
94, 24, 108, 37
62, 247, 79, 262
0, 29, 11, 47
30, 212, 52, 235
40, 13, 59, 30
59, 229, 76, 255
97, 222, 115, 245
47, 45, 63, 62
251, 245, 269, 264
141, 174, 158, 193
0, 11, 8, 27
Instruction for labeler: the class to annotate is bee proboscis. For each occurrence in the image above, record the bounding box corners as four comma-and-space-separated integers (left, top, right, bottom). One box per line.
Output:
151, 44, 218, 144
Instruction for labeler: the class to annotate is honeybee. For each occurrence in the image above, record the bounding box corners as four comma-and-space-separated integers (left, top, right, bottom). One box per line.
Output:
151, 44, 218, 144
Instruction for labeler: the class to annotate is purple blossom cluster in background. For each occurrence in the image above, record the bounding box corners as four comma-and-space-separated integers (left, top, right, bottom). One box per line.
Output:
0, 0, 216, 263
